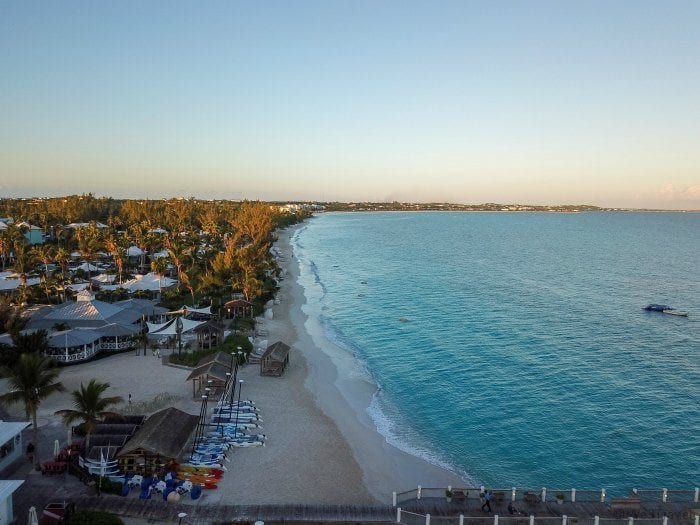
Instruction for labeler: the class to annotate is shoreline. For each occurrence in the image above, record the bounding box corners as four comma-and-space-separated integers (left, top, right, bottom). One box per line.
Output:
276, 223, 464, 500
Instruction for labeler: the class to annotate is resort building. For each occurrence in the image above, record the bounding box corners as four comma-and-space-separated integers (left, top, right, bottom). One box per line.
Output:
116, 407, 199, 475
0, 480, 24, 525
0, 421, 31, 472
9, 290, 167, 364
16, 221, 44, 245
260, 341, 290, 377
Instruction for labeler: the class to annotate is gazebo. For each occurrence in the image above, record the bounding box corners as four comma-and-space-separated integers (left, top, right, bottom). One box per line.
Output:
192, 320, 224, 349
260, 341, 290, 377
224, 299, 254, 319
186, 351, 235, 398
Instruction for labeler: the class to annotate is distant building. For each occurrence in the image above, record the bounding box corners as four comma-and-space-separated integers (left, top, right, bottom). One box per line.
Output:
0, 479, 24, 525
0, 420, 31, 471
16, 222, 43, 245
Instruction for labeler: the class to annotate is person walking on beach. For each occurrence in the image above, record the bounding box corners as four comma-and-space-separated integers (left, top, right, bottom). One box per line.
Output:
482, 490, 493, 512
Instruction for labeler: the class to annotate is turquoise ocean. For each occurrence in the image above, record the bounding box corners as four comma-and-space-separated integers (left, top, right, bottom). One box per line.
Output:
291, 212, 699, 494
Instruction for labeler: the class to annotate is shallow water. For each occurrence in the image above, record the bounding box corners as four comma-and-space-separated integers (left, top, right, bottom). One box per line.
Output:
292, 212, 699, 493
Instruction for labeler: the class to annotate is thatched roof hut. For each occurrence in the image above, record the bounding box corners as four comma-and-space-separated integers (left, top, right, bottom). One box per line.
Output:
116, 407, 198, 474
186, 351, 234, 398
260, 341, 290, 377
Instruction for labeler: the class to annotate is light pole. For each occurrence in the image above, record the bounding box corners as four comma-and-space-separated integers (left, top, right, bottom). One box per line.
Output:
176, 315, 183, 356
233, 380, 243, 433
178, 512, 188, 524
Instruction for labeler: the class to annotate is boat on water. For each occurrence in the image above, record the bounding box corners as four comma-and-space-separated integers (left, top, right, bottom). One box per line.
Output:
643, 304, 688, 317
662, 309, 689, 317
643, 304, 670, 312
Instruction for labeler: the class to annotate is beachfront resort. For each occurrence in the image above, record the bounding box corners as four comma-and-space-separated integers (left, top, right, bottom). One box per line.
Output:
0, 197, 696, 525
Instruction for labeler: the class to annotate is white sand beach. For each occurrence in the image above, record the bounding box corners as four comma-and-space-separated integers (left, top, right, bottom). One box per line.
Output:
2, 224, 463, 506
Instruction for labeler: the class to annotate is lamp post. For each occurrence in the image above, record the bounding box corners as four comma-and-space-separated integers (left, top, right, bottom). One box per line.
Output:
178, 512, 188, 524
233, 380, 244, 433
176, 315, 183, 356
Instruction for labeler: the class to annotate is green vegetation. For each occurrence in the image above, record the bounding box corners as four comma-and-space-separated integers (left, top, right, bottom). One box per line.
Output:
54, 379, 124, 450
168, 333, 253, 367
0, 353, 65, 468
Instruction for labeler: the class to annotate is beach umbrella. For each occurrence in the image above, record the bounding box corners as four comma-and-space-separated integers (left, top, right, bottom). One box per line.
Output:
53, 439, 60, 458
27, 506, 38, 525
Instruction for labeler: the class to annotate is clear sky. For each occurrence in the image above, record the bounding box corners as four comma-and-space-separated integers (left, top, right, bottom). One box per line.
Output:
1, 1, 699, 209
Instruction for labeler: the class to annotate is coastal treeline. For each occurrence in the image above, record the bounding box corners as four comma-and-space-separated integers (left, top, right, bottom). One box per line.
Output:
0, 195, 309, 335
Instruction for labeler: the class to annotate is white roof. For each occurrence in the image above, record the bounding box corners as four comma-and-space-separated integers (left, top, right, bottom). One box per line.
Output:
0, 480, 24, 502
148, 227, 168, 234
74, 262, 101, 272
0, 273, 41, 291
92, 273, 117, 284
66, 222, 108, 229
126, 246, 144, 257
0, 420, 31, 445
147, 317, 203, 335
118, 272, 177, 292
150, 250, 170, 259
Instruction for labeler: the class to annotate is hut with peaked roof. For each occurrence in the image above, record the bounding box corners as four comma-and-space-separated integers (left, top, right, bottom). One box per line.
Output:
260, 341, 290, 377
186, 351, 235, 398
116, 407, 198, 475
224, 299, 254, 319
192, 319, 225, 349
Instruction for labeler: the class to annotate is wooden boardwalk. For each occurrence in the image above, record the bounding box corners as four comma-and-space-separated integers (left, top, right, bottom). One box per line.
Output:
73, 495, 397, 525
72, 494, 699, 525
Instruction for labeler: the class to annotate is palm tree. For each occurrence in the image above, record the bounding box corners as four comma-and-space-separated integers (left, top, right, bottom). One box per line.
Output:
0, 353, 65, 468
55, 379, 123, 451
150, 257, 169, 294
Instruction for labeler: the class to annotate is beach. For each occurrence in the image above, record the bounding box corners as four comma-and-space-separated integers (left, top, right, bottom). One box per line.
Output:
2, 224, 464, 506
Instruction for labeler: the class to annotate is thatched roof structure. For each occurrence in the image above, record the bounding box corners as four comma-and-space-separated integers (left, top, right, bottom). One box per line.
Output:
260, 341, 290, 377
116, 407, 198, 460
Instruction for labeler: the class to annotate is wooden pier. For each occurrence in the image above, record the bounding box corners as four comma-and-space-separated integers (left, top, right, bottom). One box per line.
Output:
70, 490, 699, 525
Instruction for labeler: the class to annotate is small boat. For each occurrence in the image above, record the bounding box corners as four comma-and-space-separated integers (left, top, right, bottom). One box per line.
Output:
643, 304, 670, 312
662, 309, 688, 317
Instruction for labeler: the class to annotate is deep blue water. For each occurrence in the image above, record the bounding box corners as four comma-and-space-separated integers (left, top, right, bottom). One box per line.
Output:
292, 212, 699, 493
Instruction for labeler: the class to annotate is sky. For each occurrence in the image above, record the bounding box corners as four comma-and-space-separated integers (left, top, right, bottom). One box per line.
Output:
1, 1, 699, 209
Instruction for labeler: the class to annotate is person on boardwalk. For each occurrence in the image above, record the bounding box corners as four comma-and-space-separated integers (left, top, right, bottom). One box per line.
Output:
482, 490, 493, 512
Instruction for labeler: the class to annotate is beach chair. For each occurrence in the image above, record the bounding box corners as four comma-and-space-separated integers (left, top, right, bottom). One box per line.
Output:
128, 474, 143, 488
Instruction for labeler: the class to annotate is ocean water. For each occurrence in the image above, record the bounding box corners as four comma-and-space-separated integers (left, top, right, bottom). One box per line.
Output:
291, 212, 699, 494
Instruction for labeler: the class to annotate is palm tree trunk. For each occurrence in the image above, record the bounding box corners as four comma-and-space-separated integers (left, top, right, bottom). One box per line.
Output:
31, 410, 40, 470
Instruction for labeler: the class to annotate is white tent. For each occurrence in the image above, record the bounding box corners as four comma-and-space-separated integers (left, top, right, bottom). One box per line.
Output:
179, 305, 213, 317
147, 317, 203, 335
74, 262, 101, 273
92, 273, 117, 284
101, 272, 177, 293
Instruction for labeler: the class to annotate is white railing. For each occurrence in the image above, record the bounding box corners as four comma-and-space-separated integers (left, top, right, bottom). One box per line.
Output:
395, 512, 678, 525
394, 487, 700, 506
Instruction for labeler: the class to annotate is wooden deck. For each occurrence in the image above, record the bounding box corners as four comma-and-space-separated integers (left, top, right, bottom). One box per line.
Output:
71, 494, 699, 525
73, 496, 397, 525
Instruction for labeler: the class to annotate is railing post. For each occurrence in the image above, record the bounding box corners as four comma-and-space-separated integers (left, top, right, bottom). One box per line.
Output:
425, 513, 430, 525
594, 516, 599, 525
563, 515, 567, 525
695, 515, 699, 525
628, 517, 634, 525
662, 488, 667, 503
494, 514, 499, 525
542, 488, 547, 502
393, 491, 397, 507
512, 487, 517, 501
418, 485, 422, 500
695, 487, 699, 503
571, 488, 576, 502
662, 517, 668, 525
601, 489, 606, 503
529, 516, 535, 525
396, 508, 402, 523
460, 515, 464, 525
